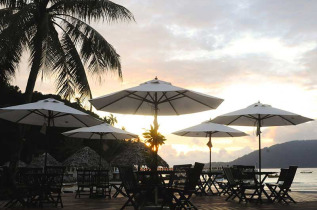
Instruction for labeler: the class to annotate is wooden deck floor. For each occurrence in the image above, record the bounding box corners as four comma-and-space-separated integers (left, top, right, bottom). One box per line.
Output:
1, 191, 317, 209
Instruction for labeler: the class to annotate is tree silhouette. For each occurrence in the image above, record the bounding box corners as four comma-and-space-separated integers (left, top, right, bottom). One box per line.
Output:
0, 0, 134, 102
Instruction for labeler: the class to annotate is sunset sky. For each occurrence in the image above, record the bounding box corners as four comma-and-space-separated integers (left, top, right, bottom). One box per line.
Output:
11, 0, 317, 166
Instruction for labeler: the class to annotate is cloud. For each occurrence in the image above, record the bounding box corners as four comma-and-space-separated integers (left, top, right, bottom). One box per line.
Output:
158, 143, 253, 166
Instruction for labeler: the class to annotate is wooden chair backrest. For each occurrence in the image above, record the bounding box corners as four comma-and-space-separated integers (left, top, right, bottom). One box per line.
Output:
185, 162, 204, 191
223, 167, 237, 186
118, 166, 138, 193
282, 166, 297, 188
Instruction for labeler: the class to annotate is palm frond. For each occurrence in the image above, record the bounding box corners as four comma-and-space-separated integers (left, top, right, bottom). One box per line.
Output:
50, 0, 134, 23
0, 0, 31, 9
0, 4, 35, 79
56, 15, 121, 77
52, 22, 92, 99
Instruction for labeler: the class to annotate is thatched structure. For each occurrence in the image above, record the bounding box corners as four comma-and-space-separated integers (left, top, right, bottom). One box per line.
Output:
63, 146, 109, 169
28, 153, 61, 168
3, 160, 27, 168
111, 141, 168, 167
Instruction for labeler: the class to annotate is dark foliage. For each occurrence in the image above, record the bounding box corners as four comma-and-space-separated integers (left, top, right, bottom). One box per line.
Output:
0, 0, 134, 101
0, 83, 119, 165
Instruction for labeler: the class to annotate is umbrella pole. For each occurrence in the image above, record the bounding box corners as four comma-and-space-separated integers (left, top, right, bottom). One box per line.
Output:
153, 95, 159, 171
208, 134, 212, 173
258, 118, 262, 182
153, 94, 159, 205
99, 134, 102, 170
44, 113, 52, 172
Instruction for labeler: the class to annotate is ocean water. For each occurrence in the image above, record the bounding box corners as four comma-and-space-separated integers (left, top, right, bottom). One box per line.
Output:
263, 168, 317, 192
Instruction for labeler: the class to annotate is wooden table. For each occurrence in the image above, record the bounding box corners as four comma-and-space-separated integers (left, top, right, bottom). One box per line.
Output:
243, 171, 276, 203
199, 171, 223, 196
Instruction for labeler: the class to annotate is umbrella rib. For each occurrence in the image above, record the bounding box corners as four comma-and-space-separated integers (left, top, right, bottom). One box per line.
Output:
181, 131, 190, 136
88, 133, 94, 139
164, 94, 179, 115
133, 93, 150, 114
65, 132, 79, 138
127, 95, 153, 103
158, 91, 187, 103
69, 114, 89, 127
277, 115, 297, 125
129, 91, 154, 103
261, 114, 275, 120
110, 133, 118, 140
226, 115, 244, 125
176, 91, 217, 109
246, 114, 258, 120
157, 92, 167, 103
15, 110, 37, 123
146, 92, 155, 102
227, 132, 234, 137
53, 113, 71, 118
98, 91, 136, 110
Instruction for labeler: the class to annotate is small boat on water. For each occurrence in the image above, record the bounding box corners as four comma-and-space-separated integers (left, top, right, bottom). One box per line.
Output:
268, 173, 279, 178
300, 170, 313, 174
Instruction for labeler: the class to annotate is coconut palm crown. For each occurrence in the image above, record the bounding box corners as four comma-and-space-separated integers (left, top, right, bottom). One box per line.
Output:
0, 0, 134, 102
142, 124, 166, 151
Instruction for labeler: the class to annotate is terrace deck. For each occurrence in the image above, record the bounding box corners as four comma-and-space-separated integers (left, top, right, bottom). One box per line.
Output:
1, 191, 316, 209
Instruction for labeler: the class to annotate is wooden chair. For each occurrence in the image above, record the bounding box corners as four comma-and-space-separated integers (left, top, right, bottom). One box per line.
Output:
45, 166, 65, 207
170, 164, 192, 187
75, 169, 92, 198
95, 170, 112, 199
222, 167, 243, 202
119, 166, 145, 210
266, 166, 298, 204
163, 162, 204, 210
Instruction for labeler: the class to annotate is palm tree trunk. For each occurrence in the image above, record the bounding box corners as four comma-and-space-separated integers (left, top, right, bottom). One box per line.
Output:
24, 43, 42, 102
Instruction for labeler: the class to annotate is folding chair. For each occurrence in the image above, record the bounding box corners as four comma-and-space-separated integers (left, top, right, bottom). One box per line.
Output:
163, 162, 204, 210
266, 166, 298, 204
95, 170, 112, 199
222, 167, 243, 202
45, 166, 65, 207
75, 169, 92, 198
119, 166, 145, 210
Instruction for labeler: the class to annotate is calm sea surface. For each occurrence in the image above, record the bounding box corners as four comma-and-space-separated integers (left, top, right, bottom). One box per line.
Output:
263, 168, 317, 192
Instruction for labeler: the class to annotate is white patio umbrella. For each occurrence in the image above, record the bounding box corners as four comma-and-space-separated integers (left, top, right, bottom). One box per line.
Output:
90, 77, 224, 168
63, 123, 138, 169
211, 101, 313, 178
173, 121, 247, 172
0, 98, 101, 168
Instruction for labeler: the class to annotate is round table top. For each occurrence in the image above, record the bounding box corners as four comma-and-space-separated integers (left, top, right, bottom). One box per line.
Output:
243, 171, 276, 175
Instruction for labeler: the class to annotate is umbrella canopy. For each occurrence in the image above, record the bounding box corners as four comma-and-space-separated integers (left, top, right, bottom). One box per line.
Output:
62, 123, 138, 139
0, 98, 101, 127
0, 98, 101, 168
90, 77, 223, 116
3, 160, 27, 168
211, 101, 313, 178
90, 77, 224, 169
63, 146, 109, 169
173, 121, 247, 137
173, 121, 247, 171
28, 153, 61, 168
63, 123, 138, 169
211, 102, 312, 127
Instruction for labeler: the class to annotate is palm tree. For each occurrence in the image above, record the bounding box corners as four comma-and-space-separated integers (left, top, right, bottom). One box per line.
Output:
142, 124, 166, 151
103, 113, 117, 126
0, 0, 134, 102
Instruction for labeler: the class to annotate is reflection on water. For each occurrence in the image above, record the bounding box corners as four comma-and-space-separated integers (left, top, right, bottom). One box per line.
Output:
263, 168, 317, 192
